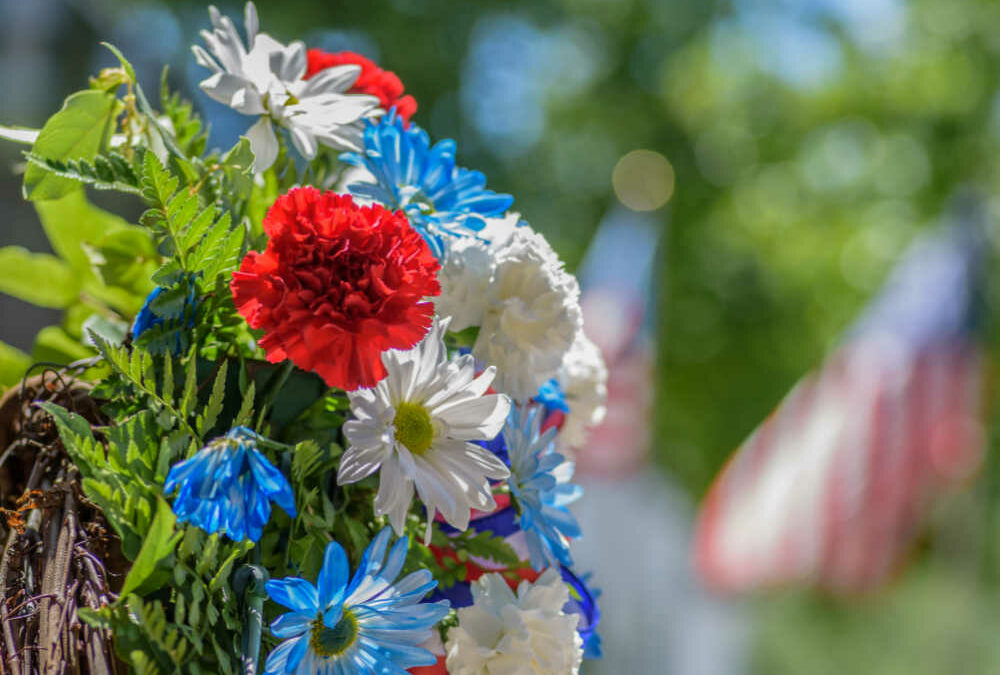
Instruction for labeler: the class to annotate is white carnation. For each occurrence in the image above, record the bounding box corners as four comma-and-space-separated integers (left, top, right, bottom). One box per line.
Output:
473, 226, 583, 401
445, 569, 583, 675
557, 331, 608, 450
433, 212, 524, 332
435, 238, 495, 331
480, 212, 523, 251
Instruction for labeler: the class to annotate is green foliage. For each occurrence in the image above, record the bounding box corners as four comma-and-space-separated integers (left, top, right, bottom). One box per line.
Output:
120, 498, 182, 596
402, 517, 523, 591
34, 189, 153, 316
138, 150, 245, 289
0, 246, 76, 307
24, 151, 142, 195
41, 350, 257, 673
84, 226, 159, 297
0, 341, 30, 389
32, 325, 94, 363
23, 89, 122, 201
160, 71, 208, 158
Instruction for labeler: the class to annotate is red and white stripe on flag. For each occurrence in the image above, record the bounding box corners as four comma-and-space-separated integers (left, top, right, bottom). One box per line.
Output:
694, 337, 985, 594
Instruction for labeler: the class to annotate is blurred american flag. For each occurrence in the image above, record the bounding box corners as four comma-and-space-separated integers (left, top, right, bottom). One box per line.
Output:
695, 211, 987, 593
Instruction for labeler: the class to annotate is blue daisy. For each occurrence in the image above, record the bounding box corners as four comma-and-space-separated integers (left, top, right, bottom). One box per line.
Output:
340, 111, 514, 258
505, 404, 583, 570
263, 527, 450, 675
164, 426, 295, 542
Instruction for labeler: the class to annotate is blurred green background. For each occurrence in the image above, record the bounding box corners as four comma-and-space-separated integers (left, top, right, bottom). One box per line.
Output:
2, 0, 1000, 672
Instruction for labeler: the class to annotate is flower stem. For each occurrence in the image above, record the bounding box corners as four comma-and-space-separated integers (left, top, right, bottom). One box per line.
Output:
236, 550, 267, 675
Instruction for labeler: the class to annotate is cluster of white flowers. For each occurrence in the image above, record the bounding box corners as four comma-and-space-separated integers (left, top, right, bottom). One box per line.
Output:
193, 3, 380, 172
435, 217, 593, 404
474, 227, 583, 401
555, 331, 608, 451
445, 570, 584, 675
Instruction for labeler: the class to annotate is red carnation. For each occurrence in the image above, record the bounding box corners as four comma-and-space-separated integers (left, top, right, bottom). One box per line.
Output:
231, 187, 440, 391
305, 49, 417, 123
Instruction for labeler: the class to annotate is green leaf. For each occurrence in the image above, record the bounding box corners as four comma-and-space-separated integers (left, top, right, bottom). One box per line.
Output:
221, 137, 254, 194
83, 226, 158, 293
234, 382, 256, 427
0, 341, 30, 389
36, 401, 95, 444
76, 607, 112, 631
120, 498, 182, 595
24, 90, 122, 201
197, 361, 228, 436
100, 42, 136, 82
34, 189, 134, 276
0, 246, 77, 307
81, 314, 129, 347
209, 540, 254, 592
32, 326, 92, 363
24, 152, 141, 195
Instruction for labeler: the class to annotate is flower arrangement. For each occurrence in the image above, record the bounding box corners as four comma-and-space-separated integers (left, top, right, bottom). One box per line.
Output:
0, 4, 607, 673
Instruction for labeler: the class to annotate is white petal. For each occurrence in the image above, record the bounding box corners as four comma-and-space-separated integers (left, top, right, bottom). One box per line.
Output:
191, 45, 221, 73
245, 116, 278, 173
435, 394, 511, 440
299, 64, 362, 96
289, 125, 318, 160
244, 2, 259, 46
199, 72, 253, 108
270, 40, 307, 81
337, 442, 390, 484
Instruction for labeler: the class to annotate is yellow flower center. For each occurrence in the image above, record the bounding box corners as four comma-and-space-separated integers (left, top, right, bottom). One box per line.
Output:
309, 610, 358, 658
394, 401, 434, 455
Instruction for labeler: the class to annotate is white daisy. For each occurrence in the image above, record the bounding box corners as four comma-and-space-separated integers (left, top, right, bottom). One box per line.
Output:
473, 226, 583, 401
445, 569, 584, 675
556, 331, 608, 451
338, 318, 511, 539
192, 2, 380, 172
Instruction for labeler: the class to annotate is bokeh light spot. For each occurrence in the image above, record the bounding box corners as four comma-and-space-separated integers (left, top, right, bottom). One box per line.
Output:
612, 149, 675, 211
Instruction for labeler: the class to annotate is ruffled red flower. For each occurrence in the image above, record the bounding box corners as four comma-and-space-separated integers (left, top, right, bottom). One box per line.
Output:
305, 49, 417, 123
231, 187, 440, 390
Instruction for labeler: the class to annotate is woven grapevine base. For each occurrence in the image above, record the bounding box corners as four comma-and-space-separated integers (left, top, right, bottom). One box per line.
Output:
0, 368, 125, 674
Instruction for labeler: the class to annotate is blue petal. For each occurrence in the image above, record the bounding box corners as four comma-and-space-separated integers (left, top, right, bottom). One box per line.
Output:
317, 541, 350, 612
348, 527, 392, 597
263, 636, 301, 675
270, 612, 312, 639
284, 632, 311, 673
265, 578, 318, 614
246, 447, 296, 516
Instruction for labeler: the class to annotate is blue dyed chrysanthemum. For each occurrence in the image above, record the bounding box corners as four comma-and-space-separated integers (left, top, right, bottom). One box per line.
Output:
164, 426, 295, 542
132, 284, 198, 354
561, 565, 603, 659
341, 111, 514, 258
264, 527, 450, 675
505, 404, 582, 570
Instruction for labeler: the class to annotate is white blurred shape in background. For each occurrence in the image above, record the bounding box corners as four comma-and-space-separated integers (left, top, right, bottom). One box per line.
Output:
573, 207, 750, 674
